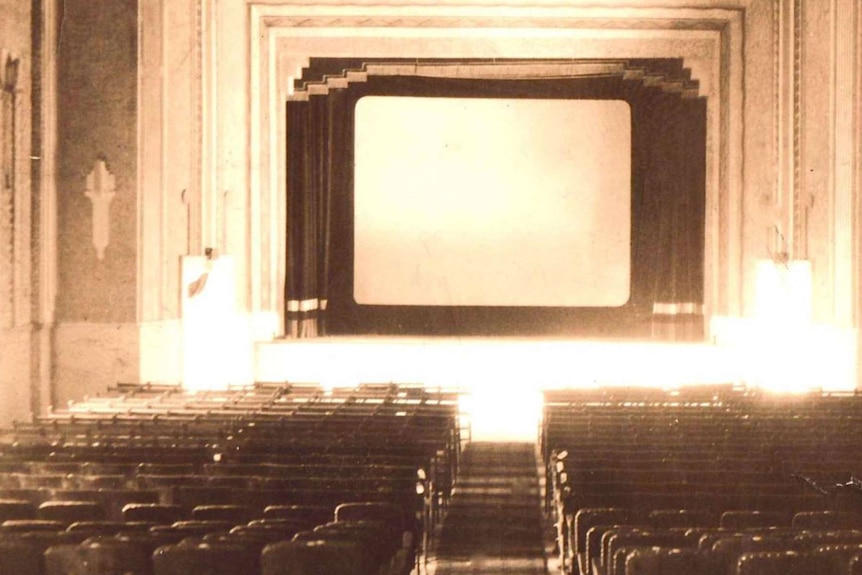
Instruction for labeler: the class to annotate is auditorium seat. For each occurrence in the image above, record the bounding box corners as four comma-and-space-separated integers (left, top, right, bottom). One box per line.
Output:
586, 523, 632, 575
647, 509, 716, 529
602, 528, 693, 575
735, 549, 839, 575
37, 500, 104, 525
0, 539, 47, 575
66, 520, 153, 536
810, 543, 862, 575
720, 510, 793, 529
696, 529, 744, 552
708, 533, 805, 573
56, 490, 160, 522
0, 498, 35, 521
226, 519, 307, 543
150, 520, 235, 538
573, 507, 631, 573
16, 474, 68, 490
792, 511, 862, 530
261, 538, 366, 575
293, 521, 398, 575
262, 504, 333, 528
72, 474, 130, 490
335, 501, 408, 539
320, 517, 400, 548
122, 503, 187, 524
793, 529, 862, 548
623, 546, 720, 575
1, 519, 66, 532
44, 536, 152, 575
610, 545, 644, 575
152, 537, 259, 575
190, 504, 252, 524
114, 530, 190, 555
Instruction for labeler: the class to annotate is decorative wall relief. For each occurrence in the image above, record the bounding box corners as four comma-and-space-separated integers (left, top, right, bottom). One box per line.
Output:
0, 51, 19, 329
790, 0, 807, 259
84, 159, 116, 260
773, 0, 807, 260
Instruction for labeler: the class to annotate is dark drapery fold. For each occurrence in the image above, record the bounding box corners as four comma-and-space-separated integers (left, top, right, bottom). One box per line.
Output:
286, 90, 349, 337
286, 62, 706, 339
632, 89, 706, 340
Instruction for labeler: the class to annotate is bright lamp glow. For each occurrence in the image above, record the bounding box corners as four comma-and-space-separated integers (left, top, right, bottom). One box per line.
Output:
182, 256, 252, 391
710, 262, 856, 393
256, 337, 741, 441
755, 260, 812, 325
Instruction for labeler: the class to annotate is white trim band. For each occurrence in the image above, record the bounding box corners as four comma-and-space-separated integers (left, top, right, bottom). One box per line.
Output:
652, 302, 704, 315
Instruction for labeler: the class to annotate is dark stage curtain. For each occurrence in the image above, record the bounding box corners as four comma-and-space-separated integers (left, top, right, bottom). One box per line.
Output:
631, 89, 706, 340
285, 65, 706, 340
285, 88, 350, 337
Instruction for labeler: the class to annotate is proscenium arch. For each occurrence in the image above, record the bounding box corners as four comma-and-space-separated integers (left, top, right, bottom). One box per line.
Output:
244, 4, 744, 339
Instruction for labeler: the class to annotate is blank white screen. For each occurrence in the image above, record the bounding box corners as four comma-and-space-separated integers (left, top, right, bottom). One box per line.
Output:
353, 96, 631, 307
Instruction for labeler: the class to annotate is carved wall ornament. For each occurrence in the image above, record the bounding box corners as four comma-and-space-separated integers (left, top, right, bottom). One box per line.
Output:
84, 159, 116, 260
791, 0, 805, 258
772, 0, 807, 260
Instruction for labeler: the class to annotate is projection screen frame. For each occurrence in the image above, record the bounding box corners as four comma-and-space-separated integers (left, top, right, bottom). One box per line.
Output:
352, 95, 633, 310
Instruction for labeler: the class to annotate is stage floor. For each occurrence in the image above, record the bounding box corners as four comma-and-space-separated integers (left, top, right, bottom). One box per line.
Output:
255, 336, 737, 389
255, 336, 738, 441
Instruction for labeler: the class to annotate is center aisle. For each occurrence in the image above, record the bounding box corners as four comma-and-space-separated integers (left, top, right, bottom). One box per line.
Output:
428, 442, 549, 575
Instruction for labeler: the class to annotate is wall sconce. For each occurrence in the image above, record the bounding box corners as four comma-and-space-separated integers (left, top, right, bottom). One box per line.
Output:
767, 224, 789, 266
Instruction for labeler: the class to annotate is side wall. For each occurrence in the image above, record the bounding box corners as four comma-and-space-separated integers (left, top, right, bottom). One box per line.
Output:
50, 0, 199, 405
0, 0, 35, 424
52, 0, 140, 406
724, 0, 862, 389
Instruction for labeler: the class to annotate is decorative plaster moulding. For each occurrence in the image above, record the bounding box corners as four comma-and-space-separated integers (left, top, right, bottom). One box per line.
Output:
288, 60, 702, 100
84, 159, 116, 261
251, 3, 741, 28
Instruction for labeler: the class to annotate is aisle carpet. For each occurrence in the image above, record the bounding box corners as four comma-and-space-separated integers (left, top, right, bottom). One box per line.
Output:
430, 442, 549, 574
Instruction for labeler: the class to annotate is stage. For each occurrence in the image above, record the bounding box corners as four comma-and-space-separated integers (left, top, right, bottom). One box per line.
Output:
254, 336, 739, 441
255, 336, 738, 390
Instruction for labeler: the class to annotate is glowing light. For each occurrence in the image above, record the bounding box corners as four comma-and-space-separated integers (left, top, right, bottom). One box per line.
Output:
182, 256, 253, 391
460, 385, 544, 442
755, 260, 812, 325
256, 337, 742, 441
712, 260, 857, 393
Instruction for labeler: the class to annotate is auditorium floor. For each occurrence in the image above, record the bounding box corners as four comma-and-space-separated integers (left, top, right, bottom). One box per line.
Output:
423, 442, 554, 575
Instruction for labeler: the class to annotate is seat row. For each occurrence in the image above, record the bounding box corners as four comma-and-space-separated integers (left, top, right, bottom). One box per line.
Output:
571, 507, 862, 575
0, 381, 464, 574
0, 501, 415, 574
542, 387, 862, 574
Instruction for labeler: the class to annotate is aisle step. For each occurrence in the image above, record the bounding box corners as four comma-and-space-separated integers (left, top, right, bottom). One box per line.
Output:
430, 442, 549, 575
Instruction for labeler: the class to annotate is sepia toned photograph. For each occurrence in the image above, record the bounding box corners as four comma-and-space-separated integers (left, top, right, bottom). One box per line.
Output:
0, 0, 861, 573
